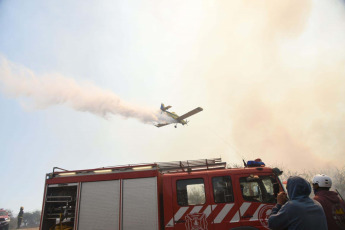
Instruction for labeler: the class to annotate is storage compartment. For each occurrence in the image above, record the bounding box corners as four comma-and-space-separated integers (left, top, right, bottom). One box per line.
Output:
41, 183, 78, 230
77, 180, 120, 230
41, 177, 159, 230
122, 177, 159, 230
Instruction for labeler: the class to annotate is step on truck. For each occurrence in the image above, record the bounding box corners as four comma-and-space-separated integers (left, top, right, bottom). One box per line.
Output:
39, 158, 285, 230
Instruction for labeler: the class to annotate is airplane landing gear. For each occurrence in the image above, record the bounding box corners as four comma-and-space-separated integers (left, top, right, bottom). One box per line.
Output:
175, 125, 177, 128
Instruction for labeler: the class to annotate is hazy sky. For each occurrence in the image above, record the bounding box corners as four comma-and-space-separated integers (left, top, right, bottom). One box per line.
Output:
1, 0, 345, 212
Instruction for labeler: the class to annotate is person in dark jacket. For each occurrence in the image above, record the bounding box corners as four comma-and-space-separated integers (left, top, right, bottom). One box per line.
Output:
17, 207, 24, 229
313, 174, 345, 230
268, 176, 328, 230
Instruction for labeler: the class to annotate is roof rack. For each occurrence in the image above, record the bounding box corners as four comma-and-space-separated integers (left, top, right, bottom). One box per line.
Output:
156, 158, 226, 173
49, 164, 157, 178
49, 158, 227, 178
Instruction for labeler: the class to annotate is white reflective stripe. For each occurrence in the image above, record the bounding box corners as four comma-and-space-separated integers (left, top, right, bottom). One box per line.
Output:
230, 211, 240, 223
203, 205, 212, 218
250, 204, 265, 221
212, 204, 217, 210
190, 206, 203, 214
214, 204, 234, 223
174, 207, 189, 221
166, 218, 174, 227
239, 202, 251, 215
165, 207, 189, 227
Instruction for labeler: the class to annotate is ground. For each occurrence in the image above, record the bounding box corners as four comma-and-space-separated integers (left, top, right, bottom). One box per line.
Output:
10, 228, 38, 230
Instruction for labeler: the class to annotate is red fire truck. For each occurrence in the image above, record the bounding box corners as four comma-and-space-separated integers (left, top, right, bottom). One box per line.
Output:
39, 158, 284, 230
0, 209, 10, 230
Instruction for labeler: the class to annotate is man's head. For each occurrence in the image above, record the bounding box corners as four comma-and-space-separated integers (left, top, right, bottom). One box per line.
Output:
312, 174, 332, 191
286, 176, 311, 200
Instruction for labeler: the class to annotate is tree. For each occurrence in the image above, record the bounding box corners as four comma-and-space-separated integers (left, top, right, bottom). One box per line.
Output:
5, 209, 41, 229
23, 210, 41, 228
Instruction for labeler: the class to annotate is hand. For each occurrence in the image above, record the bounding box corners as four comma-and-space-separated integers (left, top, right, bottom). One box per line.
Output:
277, 192, 288, 205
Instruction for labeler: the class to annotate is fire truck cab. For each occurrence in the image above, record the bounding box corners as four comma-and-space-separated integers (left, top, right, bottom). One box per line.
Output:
0, 209, 10, 230
39, 158, 284, 230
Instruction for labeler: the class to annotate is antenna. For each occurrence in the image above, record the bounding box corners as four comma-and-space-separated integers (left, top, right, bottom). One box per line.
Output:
242, 158, 247, 167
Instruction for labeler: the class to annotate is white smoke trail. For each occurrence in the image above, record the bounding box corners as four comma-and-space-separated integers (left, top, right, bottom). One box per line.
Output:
0, 56, 173, 124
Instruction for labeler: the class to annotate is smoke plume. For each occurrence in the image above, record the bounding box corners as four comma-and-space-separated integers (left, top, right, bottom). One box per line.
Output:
191, 0, 345, 169
0, 56, 171, 124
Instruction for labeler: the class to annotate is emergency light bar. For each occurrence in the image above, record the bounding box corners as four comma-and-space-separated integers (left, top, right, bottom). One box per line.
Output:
94, 169, 112, 173
247, 160, 265, 167
58, 172, 76, 176
132, 166, 153, 170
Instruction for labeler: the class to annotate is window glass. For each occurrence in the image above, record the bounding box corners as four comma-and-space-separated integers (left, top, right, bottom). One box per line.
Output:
240, 176, 277, 203
0, 211, 7, 216
212, 176, 234, 203
177, 178, 206, 206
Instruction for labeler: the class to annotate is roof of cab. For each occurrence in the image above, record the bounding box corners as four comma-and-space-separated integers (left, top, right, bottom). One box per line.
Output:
162, 166, 274, 178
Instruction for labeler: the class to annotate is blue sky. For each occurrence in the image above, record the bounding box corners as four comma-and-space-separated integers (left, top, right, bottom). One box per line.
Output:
1, 0, 345, 212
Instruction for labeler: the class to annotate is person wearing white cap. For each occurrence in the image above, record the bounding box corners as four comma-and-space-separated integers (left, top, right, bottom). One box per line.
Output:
313, 174, 345, 230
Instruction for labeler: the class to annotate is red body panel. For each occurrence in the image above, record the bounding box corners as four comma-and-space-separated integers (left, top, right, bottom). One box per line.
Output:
161, 167, 283, 230
46, 170, 158, 184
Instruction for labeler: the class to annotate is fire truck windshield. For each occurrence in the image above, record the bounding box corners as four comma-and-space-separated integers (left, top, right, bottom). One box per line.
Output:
0, 211, 7, 216
240, 175, 277, 203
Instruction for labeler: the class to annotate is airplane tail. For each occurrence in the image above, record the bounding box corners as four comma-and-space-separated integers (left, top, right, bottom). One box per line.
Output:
160, 103, 171, 111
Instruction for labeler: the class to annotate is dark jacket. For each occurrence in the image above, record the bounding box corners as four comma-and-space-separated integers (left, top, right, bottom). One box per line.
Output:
268, 176, 328, 230
314, 190, 345, 230
18, 209, 23, 219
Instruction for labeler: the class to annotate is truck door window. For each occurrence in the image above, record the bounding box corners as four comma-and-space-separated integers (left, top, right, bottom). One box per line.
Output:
212, 176, 234, 203
240, 176, 276, 203
176, 178, 206, 206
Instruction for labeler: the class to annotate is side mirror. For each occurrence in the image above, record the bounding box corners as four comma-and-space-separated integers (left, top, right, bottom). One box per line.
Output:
273, 183, 280, 197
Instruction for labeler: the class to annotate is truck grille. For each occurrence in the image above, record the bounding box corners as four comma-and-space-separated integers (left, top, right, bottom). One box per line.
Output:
0, 218, 6, 221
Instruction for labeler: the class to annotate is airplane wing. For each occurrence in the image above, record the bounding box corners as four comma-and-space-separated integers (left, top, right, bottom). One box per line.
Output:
155, 123, 170, 128
177, 107, 203, 121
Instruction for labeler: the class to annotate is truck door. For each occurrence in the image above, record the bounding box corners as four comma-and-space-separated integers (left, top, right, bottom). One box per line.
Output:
170, 175, 214, 230
207, 175, 242, 229
234, 174, 280, 230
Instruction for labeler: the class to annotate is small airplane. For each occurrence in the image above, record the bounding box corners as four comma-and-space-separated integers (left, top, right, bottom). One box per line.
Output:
155, 103, 203, 128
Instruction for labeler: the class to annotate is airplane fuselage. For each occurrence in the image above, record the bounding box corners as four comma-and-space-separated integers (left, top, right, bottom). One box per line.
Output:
164, 111, 187, 125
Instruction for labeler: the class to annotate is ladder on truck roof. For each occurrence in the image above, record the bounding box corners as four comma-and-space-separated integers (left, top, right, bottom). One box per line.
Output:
156, 158, 226, 173
49, 158, 226, 177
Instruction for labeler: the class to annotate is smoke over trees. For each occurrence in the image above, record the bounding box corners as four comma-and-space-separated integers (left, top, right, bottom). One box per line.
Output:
6, 209, 40, 229
281, 166, 345, 198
